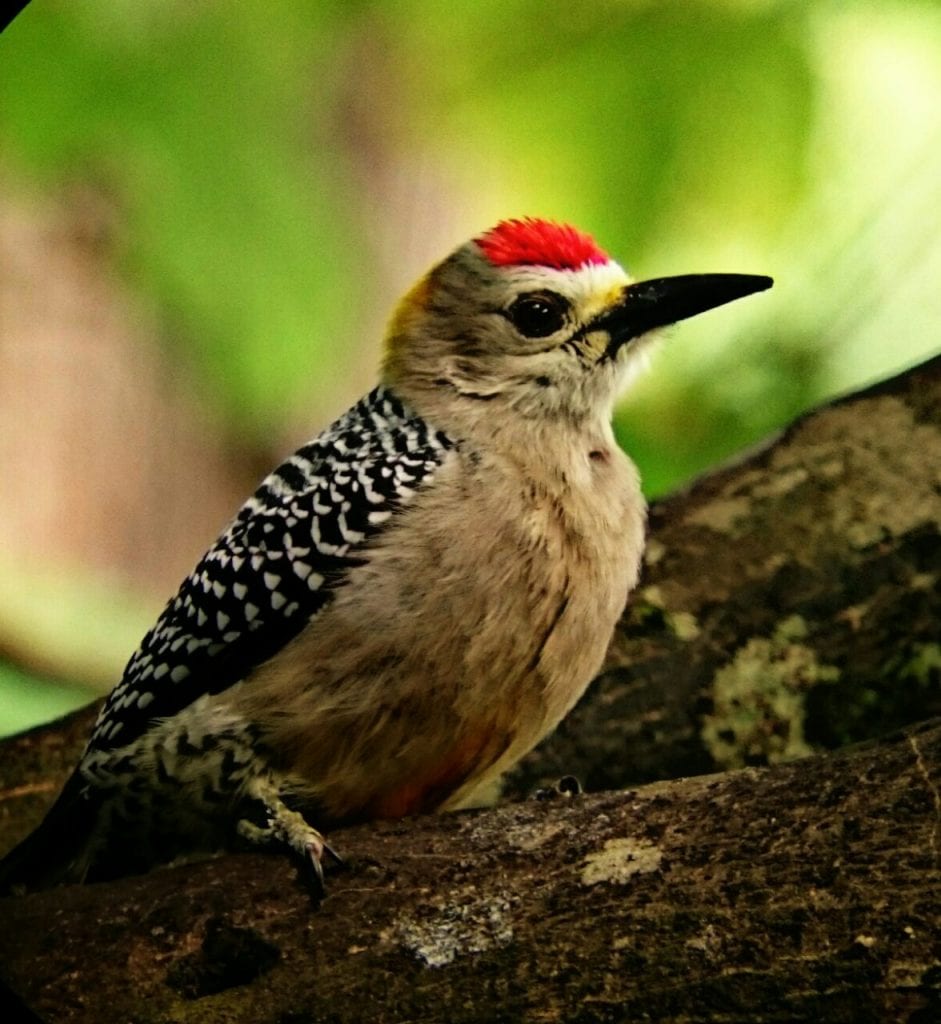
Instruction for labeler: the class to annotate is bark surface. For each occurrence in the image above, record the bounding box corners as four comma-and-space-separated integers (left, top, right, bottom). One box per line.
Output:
1, 355, 939, 1023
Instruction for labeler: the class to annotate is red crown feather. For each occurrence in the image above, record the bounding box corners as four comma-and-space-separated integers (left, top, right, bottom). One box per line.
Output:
476, 218, 609, 271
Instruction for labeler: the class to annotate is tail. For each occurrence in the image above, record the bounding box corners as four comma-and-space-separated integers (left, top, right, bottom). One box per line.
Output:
0, 773, 98, 893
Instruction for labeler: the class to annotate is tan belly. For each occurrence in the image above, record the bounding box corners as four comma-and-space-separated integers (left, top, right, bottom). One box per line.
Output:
233, 442, 645, 822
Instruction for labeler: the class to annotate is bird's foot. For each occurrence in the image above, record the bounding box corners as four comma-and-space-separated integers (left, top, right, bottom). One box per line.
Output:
237, 775, 341, 897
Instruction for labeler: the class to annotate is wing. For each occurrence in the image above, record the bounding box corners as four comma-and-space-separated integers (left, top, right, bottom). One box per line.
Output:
87, 386, 454, 753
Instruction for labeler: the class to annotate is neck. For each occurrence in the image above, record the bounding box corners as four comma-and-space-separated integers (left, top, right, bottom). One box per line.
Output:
386, 353, 626, 434
385, 375, 618, 467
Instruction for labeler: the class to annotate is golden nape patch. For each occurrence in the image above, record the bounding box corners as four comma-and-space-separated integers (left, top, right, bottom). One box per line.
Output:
385, 273, 435, 352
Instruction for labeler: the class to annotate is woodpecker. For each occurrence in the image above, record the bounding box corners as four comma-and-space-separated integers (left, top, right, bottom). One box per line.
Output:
0, 218, 771, 893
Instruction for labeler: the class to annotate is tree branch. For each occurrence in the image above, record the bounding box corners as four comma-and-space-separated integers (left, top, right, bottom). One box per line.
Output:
1, 720, 939, 1022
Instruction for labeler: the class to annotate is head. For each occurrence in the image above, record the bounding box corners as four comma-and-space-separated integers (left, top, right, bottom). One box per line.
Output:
383, 218, 771, 428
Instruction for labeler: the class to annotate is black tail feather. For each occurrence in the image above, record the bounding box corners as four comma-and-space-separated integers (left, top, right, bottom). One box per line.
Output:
0, 975, 48, 1024
0, 773, 97, 893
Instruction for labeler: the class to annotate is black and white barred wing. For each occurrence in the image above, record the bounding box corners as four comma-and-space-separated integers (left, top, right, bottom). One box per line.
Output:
88, 387, 453, 753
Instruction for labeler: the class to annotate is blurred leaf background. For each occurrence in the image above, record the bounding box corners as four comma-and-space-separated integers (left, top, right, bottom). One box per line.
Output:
0, 0, 939, 735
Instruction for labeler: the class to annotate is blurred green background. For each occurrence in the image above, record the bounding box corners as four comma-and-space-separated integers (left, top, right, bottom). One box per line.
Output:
0, 0, 939, 736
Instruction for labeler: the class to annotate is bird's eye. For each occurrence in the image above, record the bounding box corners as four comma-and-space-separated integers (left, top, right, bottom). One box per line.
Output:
505, 292, 568, 338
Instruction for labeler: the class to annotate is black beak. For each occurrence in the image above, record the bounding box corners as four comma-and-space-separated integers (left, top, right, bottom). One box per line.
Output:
595, 273, 773, 353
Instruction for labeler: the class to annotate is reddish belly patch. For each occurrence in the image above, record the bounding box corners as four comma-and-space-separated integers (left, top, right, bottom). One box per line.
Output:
368, 729, 506, 819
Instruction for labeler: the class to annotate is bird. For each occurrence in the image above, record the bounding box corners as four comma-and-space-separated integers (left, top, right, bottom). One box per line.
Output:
0, 218, 771, 893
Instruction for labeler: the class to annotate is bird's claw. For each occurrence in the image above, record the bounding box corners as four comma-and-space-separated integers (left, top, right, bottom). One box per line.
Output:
303, 834, 345, 898
306, 840, 326, 897
322, 839, 344, 866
